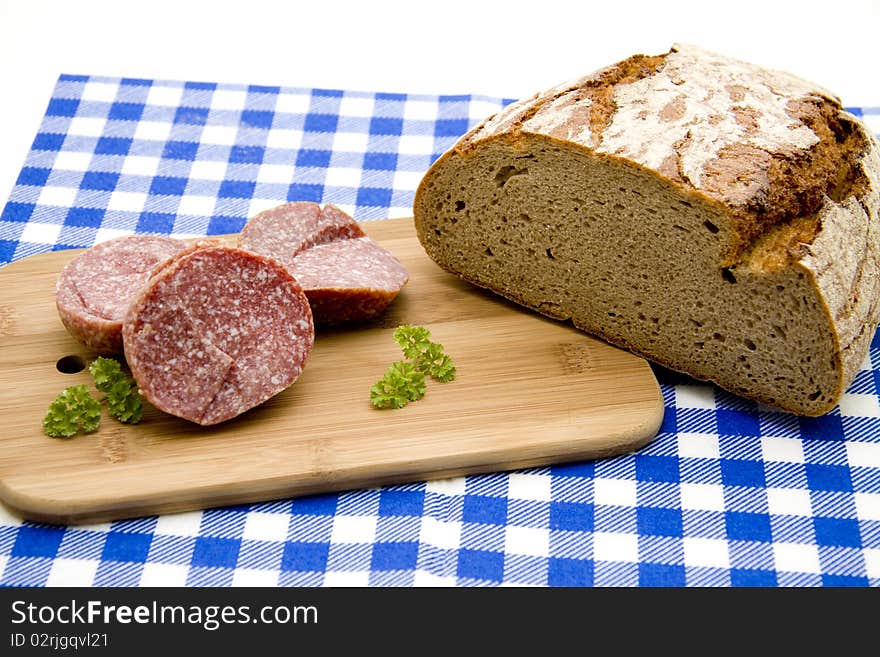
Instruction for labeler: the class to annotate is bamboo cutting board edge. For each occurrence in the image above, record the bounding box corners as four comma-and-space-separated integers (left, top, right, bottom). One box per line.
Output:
0, 218, 664, 525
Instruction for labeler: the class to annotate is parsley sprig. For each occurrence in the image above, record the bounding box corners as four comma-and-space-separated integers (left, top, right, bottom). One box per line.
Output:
371, 325, 456, 409
90, 357, 144, 424
42, 385, 102, 438
43, 357, 144, 438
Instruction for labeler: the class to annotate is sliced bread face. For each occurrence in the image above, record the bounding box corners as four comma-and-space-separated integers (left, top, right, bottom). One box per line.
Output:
413, 45, 880, 416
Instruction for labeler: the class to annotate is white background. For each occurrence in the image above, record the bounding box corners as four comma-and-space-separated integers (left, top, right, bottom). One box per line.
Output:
1, 0, 878, 209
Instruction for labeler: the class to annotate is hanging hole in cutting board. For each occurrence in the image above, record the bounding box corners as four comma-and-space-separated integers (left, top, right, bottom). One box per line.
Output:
56, 354, 86, 374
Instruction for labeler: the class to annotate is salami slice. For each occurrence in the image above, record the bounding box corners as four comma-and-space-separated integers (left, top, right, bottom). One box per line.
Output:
291, 237, 410, 324
55, 235, 188, 353
122, 246, 314, 425
237, 201, 365, 267
238, 203, 409, 324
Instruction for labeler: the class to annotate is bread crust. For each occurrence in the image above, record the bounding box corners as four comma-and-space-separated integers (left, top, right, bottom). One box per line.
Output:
414, 45, 880, 415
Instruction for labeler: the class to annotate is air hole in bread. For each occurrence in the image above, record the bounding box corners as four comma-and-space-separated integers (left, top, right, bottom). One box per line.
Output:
721, 267, 737, 284
485, 246, 494, 257
494, 165, 529, 187
455, 200, 466, 211
744, 338, 757, 351
703, 219, 720, 233
546, 248, 555, 260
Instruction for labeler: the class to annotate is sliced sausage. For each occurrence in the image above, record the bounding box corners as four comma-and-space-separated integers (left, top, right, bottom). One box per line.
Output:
237, 201, 365, 266
291, 237, 410, 324
238, 203, 408, 324
122, 246, 314, 425
55, 235, 188, 353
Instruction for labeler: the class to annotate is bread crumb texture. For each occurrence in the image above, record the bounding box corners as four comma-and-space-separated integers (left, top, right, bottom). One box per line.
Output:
414, 44, 880, 415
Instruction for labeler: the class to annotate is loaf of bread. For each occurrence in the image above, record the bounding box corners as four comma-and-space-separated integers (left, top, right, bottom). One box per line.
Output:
413, 44, 880, 416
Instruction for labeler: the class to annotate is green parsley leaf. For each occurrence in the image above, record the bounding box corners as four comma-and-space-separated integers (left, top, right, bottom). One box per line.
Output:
89, 356, 126, 393
417, 341, 457, 383
106, 377, 144, 424
89, 356, 144, 424
392, 325, 433, 360
42, 385, 102, 438
370, 360, 426, 409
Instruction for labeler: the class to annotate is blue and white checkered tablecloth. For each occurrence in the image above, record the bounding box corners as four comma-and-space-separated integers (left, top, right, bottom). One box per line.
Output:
1, 75, 879, 587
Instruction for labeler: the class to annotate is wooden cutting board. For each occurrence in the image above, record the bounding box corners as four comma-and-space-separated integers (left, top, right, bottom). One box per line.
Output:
0, 218, 664, 525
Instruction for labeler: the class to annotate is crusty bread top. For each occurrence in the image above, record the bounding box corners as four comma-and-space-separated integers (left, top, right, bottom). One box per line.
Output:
456, 44, 877, 267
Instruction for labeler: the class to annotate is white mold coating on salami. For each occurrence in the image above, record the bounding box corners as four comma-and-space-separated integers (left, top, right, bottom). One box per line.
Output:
55, 235, 188, 353
122, 246, 315, 426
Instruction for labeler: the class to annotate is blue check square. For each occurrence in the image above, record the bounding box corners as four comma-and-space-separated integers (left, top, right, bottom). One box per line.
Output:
548, 557, 594, 586
290, 494, 338, 516
101, 532, 152, 563
2, 202, 35, 222
369, 117, 403, 135
207, 215, 243, 235
635, 455, 680, 483
806, 464, 852, 493
191, 537, 241, 568
638, 562, 685, 586
33, 133, 66, 151
370, 542, 419, 570
716, 409, 760, 437
637, 507, 683, 537
11, 526, 65, 558
725, 511, 772, 542
149, 176, 188, 196
282, 541, 329, 571
721, 459, 766, 488
229, 145, 265, 164
303, 113, 338, 133
462, 495, 507, 525
550, 502, 594, 531
162, 140, 200, 161
174, 106, 210, 125
730, 568, 777, 587
435, 118, 469, 137
288, 183, 323, 203
46, 98, 80, 117
295, 149, 331, 168
550, 461, 595, 478
0, 240, 16, 263
16, 167, 51, 187
363, 152, 398, 171
80, 171, 119, 191
218, 180, 255, 199
378, 490, 425, 517
66, 207, 105, 227
457, 548, 504, 582
136, 212, 175, 233
241, 110, 274, 129
356, 186, 392, 208
95, 137, 132, 155
799, 414, 844, 441
814, 517, 861, 547
108, 102, 145, 122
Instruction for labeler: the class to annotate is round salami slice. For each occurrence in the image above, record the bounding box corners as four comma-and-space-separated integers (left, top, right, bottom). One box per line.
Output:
291, 237, 410, 325
55, 235, 188, 353
122, 246, 314, 425
238, 202, 365, 267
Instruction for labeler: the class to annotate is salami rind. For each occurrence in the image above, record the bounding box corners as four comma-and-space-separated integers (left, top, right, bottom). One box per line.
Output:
55, 235, 188, 353
237, 202, 365, 267
122, 246, 314, 426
